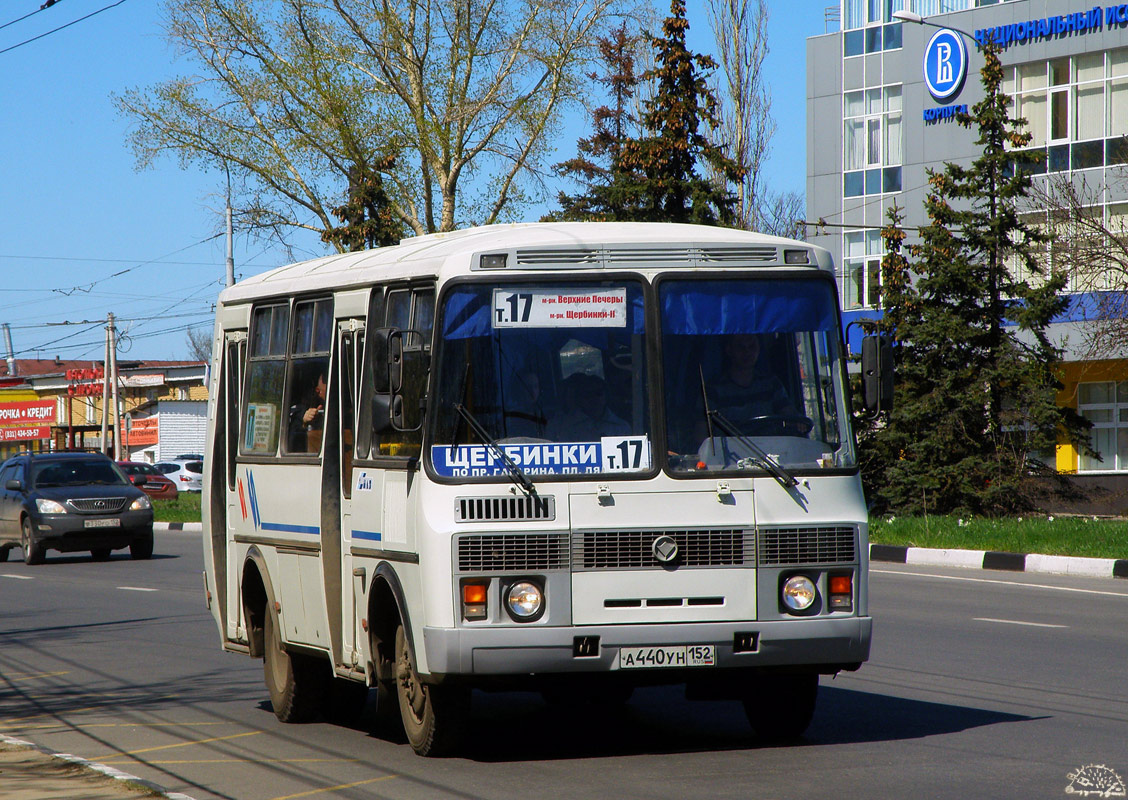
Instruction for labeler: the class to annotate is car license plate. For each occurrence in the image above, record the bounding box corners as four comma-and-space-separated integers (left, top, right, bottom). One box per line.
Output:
619, 644, 715, 669
84, 518, 121, 528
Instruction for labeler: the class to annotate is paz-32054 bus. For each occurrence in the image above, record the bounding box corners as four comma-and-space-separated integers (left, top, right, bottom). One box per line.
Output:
201, 222, 873, 756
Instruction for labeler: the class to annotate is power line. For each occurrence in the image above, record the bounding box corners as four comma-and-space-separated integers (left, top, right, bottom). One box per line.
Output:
0, 0, 63, 33
0, 0, 129, 56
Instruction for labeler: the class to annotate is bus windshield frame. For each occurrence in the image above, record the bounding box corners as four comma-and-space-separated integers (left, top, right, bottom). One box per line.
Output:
427, 271, 855, 484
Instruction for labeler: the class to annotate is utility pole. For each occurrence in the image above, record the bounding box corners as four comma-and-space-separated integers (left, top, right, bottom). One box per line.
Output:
100, 319, 110, 455
226, 167, 235, 288
109, 313, 121, 461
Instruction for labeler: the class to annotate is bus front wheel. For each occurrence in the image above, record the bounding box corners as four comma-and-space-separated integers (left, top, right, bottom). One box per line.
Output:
742, 673, 818, 740
394, 624, 468, 756
264, 608, 323, 723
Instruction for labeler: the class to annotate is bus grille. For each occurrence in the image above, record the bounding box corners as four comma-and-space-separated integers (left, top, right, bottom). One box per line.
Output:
69, 497, 128, 513
457, 533, 570, 572
757, 526, 856, 566
572, 529, 753, 571
455, 495, 555, 522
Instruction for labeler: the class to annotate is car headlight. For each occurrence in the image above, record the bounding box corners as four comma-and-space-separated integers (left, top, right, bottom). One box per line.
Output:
505, 580, 544, 622
35, 498, 67, 514
781, 575, 817, 612
130, 495, 152, 511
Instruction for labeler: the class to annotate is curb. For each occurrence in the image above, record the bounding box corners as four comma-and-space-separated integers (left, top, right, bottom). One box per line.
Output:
870, 543, 1128, 579
0, 733, 199, 800
154, 522, 202, 532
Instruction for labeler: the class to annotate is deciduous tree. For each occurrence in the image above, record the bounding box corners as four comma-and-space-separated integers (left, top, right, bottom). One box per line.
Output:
116, 0, 621, 247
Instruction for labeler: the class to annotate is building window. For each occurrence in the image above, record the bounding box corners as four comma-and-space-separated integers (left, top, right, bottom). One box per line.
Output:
842, 229, 884, 310
1008, 48, 1128, 173
1078, 382, 1128, 472
844, 85, 901, 197
842, 0, 904, 54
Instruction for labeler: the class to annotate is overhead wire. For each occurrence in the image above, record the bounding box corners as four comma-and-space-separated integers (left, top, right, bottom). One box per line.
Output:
0, 0, 129, 57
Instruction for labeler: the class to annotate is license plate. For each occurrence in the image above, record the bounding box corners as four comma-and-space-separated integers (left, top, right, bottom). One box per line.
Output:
619, 644, 715, 669
84, 518, 121, 528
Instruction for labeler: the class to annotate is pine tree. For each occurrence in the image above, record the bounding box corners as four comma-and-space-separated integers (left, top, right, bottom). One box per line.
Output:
865, 44, 1089, 515
619, 0, 742, 225
546, 25, 644, 222
322, 161, 403, 252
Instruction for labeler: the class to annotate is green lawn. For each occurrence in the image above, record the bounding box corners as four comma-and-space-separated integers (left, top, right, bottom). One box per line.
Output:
870, 514, 1128, 560
153, 492, 201, 523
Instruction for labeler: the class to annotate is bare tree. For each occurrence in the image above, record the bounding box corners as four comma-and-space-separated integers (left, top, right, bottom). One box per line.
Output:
703, 0, 773, 231
116, 0, 622, 245
1032, 171, 1128, 359
186, 327, 212, 362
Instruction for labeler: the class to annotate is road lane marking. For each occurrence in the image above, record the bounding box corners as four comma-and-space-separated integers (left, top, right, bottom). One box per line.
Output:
1, 671, 70, 682
100, 758, 364, 766
117, 586, 158, 592
90, 730, 263, 759
872, 568, 1128, 598
0, 574, 33, 580
269, 775, 399, 800
973, 617, 1068, 629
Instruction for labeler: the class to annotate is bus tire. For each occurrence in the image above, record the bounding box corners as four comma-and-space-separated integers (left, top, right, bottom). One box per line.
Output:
741, 673, 818, 740
395, 624, 468, 756
264, 608, 323, 723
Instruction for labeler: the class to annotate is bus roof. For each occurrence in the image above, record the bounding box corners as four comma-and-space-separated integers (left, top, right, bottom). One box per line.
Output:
219, 222, 830, 305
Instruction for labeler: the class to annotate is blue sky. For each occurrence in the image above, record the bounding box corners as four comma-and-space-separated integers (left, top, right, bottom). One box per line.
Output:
0, 0, 832, 362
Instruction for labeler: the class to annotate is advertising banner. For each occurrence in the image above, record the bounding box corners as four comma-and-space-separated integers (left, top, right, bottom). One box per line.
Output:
0, 400, 56, 426
0, 426, 50, 442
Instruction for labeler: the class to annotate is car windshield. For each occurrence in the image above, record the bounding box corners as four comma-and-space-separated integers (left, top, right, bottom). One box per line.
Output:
120, 463, 157, 476
660, 277, 855, 473
32, 459, 127, 487
431, 281, 652, 479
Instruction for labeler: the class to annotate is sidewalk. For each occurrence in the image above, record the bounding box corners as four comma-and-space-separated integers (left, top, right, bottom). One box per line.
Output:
0, 737, 182, 800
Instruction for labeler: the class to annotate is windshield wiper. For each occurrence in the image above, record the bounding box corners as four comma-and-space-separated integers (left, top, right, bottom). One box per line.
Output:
699, 369, 798, 489
454, 403, 537, 499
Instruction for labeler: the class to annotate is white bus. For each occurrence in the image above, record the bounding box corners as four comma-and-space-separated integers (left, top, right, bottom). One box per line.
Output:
201, 222, 874, 756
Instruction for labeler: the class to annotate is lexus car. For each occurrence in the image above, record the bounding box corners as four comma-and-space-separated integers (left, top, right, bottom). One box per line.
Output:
0, 452, 154, 564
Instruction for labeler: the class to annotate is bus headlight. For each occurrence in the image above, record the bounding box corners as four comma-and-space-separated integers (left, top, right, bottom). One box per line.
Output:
781, 575, 817, 612
505, 580, 544, 622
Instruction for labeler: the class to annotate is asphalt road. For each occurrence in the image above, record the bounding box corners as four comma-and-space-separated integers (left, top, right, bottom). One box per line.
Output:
1, 531, 1126, 800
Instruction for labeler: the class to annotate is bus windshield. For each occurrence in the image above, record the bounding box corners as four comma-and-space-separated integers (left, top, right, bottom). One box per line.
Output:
429, 274, 855, 481
431, 280, 652, 478
661, 277, 855, 473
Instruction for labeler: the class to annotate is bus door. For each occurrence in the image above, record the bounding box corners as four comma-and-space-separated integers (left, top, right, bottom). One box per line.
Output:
336, 319, 365, 669
221, 330, 246, 642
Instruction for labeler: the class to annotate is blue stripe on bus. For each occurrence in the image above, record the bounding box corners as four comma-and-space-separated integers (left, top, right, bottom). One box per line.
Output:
261, 522, 321, 535
352, 530, 383, 542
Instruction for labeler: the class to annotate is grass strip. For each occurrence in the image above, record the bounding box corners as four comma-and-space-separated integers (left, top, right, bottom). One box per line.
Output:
152, 492, 201, 523
870, 514, 1128, 560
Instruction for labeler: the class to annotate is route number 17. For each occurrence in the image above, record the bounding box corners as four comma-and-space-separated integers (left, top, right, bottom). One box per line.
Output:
601, 436, 651, 471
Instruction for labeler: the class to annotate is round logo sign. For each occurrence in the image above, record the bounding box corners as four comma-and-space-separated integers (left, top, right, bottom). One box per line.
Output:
923, 28, 967, 102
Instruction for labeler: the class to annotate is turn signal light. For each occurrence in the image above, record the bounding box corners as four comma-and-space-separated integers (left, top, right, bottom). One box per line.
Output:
829, 575, 853, 611
462, 581, 488, 621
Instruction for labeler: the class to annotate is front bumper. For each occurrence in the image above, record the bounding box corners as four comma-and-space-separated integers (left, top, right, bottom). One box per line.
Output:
423, 616, 871, 678
32, 512, 153, 553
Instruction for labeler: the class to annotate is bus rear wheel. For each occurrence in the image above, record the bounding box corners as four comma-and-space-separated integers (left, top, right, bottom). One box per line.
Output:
264, 608, 323, 723
742, 673, 818, 740
395, 624, 468, 756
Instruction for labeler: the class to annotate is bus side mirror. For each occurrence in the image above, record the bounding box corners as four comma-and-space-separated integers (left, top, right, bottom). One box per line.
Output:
861, 335, 894, 413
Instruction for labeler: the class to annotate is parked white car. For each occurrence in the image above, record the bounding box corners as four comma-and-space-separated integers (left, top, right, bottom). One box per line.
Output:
153, 459, 203, 492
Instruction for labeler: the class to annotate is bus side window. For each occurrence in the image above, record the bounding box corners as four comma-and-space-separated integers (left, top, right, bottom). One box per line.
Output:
242, 304, 289, 455
282, 298, 333, 455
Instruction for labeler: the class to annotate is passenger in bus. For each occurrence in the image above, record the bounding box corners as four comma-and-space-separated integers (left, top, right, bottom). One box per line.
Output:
547, 373, 629, 442
287, 370, 327, 453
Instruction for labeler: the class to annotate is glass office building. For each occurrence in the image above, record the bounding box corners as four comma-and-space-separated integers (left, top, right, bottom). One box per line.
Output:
808, 0, 1128, 487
